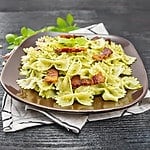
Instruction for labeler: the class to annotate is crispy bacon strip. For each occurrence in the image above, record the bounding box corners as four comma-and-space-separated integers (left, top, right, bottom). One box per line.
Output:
56, 47, 86, 53
92, 72, 105, 84
92, 47, 113, 61
44, 68, 59, 83
60, 34, 83, 39
81, 78, 93, 86
71, 75, 81, 88
71, 72, 105, 88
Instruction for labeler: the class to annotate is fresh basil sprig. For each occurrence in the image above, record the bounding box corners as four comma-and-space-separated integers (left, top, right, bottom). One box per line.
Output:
5, 13, 79, 50
5, 27, 36, 50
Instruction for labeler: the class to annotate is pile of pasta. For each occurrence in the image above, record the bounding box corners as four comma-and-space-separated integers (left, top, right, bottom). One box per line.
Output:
17, 34, 142, 106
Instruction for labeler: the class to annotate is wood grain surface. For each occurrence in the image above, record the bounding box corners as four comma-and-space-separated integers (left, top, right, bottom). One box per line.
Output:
0, 0, 150, 149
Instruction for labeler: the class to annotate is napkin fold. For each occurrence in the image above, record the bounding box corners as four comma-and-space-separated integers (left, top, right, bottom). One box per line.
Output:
1, 23, 150, 133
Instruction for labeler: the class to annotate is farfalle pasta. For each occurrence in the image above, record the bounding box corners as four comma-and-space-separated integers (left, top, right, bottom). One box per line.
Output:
16, 34, 142, 107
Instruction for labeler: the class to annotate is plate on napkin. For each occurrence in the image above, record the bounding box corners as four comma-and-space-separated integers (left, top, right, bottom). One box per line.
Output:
1, 32, 148, 113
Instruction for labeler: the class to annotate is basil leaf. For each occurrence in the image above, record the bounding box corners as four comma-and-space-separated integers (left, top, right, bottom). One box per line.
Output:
5, 34, 17, 44
7, 44, 16, 50
21, 27, 28, 37
14, 36, 24, 45
26, 28, 36, 36
66, 13, 74, 26
57, 17, 67, 28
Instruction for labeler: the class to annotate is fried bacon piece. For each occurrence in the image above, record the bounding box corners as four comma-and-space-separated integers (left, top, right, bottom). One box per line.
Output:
81, 78, 94, 86
60, 34, 83, 39
92, 72, 105, 84
71, 75, 81, 88
44, 68, 59, 83
71, 72, 105, 88
92, 47, 113, 61
56, 47, 86, 53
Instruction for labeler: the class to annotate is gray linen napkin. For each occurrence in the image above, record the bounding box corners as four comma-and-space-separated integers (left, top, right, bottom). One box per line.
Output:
1, 23, 150, 133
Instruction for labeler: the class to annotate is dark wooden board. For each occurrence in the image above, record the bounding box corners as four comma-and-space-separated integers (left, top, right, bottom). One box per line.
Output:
0, 0, 150, 149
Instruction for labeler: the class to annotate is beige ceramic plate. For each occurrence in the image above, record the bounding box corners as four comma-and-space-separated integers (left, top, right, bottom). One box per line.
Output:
1, 32, 148, 113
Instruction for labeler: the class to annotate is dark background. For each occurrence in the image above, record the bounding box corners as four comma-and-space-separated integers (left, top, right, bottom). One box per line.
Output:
0, 0, 150, 149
